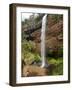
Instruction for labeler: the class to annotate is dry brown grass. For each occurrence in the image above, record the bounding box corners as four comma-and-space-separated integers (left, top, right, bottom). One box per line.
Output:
22, 65, 48, 77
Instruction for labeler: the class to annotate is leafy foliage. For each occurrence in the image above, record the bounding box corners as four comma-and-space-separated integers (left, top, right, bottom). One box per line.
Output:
21, 39, 41, 64
48, 57, 63, 75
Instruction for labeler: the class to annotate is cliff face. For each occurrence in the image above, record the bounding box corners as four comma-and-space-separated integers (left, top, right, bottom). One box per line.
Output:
22, 14, 63, 57
30, 19, 63, 57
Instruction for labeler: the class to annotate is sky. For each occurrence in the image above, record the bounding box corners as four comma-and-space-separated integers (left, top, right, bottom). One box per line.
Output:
21, 13, 33, 21
21, 13, 39, 21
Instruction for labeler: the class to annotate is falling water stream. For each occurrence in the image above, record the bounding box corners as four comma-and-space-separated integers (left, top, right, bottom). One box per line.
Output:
41, 14, 47, 68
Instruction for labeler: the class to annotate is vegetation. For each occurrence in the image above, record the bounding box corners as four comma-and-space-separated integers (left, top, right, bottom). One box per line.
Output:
21, 39, 41, 64
48, 57, 63, 75
21, 13, 63, 76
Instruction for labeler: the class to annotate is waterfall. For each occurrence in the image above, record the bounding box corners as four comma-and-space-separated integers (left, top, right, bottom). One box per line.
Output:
41, 14, 47, 68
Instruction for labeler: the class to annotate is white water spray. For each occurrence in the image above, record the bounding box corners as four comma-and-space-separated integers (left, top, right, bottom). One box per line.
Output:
41, 14, 47, 68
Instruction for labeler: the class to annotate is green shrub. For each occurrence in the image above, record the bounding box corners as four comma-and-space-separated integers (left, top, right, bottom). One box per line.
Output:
34, 53, 41, 61
48, 57, 63, 75
21, 40, 41, 64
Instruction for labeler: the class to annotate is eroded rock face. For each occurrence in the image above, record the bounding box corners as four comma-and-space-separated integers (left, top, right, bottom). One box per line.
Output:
22, 15, 63, 57
22, 65, 48, 77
